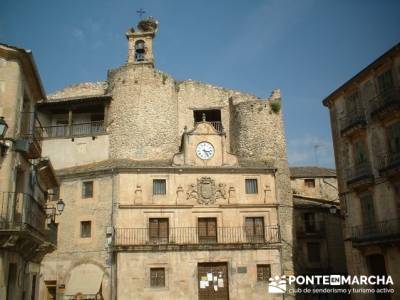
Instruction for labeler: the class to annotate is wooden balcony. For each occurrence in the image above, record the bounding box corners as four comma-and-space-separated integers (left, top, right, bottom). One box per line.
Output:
19, 112, 44, 159
346, 162, 374, 189
369, 87, 400, 120
340, 111, 367, 137
350, 218, 400, 247
42, 120, 105, 139
113, 226, 280, 252
296, 221, 326, 239
0, 192, 56, 262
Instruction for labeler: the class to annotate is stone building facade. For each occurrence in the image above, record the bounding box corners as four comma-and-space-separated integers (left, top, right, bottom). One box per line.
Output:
0, 44, 59, 300
323, 43, 400, 299
290, 167, 347, 299
38, 18, 293, 300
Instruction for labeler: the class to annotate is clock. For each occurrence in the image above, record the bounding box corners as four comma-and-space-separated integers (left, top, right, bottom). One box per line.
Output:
196, 142, 215, 160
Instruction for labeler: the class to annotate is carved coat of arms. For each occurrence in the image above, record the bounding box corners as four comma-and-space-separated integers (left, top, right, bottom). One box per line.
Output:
187, 177, 227, 205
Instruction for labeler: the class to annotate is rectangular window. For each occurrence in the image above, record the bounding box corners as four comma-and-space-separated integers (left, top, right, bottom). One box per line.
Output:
307, 242, 321, 263
150, 268, 165, 287
198, 218, 217, 243
245, 179, 258, 194
387, 122, 400, 154
257, 264, 271, 282
245, 217, 264, 242
193, 109, 223, 132
360, 192, 376, 227
377, 70, 393, 93
304, 179, 315, 188
149, 218, 169, 243
44, 281, 57, 300
353, 139, 368, 165
304, 213, 316, 232
346, 90, 360, 114
82, 181, 93, 198
153, 179, 166, 195
80, 221, 91, 238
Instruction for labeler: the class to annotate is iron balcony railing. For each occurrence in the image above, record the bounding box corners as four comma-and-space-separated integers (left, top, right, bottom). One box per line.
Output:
194, 121, 224, 133
296, 221, 326, 238
346, 161, 373, 184
0, 192, 46, 235
114, 225, 280, 247
42, 120, 105, 138
376, 152, 400, 172
340, 110, 366, 135
19, 112, 44, 157
20, 112, 44, 140
350, 218, 400, 243
369, 87, 400, 117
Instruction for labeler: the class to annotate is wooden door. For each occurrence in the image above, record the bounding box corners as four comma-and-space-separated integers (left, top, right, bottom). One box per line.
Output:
198, 262, 229, 300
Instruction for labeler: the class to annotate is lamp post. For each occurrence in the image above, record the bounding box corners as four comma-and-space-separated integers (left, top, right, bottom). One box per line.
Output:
46, 199, 66, 222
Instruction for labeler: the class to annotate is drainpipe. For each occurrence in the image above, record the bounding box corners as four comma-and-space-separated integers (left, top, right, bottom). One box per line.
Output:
110, 168, 116, 300
273, 169, 285, 300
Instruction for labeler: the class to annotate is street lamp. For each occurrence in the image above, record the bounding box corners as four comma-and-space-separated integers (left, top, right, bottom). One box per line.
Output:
56, 199, 65, 214
46, 199, 66, 221
0, 117, 8, 138
329, 205, 338, 215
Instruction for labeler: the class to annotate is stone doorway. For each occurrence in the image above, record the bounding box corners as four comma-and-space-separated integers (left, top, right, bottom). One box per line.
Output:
366, 254, 390, 300
198, 262, 229, 300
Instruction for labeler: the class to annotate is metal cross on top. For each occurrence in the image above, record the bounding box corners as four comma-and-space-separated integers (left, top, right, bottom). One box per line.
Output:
136, 8, 146, 19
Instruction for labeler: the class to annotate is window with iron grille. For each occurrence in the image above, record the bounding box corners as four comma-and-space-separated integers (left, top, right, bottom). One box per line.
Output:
304, 213, 316, 232
245, 179, 258, 194
153, 179, 166, 195
149, 218, 169, 242
80, 221, 91, 238
257, 264, 271, 282
82, 181, 93, 198
377, 69, 393, 93
304, 179, 315, 188
307, 242, 321, 262
245, 217, 264, 242
150, 268, 165, 287
198, 218, 217, 243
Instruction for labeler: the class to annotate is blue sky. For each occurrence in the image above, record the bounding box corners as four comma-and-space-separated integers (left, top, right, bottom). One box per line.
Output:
1, 0, 400, 167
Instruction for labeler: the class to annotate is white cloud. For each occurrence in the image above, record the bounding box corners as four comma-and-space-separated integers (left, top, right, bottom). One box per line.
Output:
288, 135, 335, 167
72, 28, 85, 41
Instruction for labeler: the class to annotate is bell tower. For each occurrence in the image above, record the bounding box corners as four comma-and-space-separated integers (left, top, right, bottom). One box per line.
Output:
126, 17, 158, 66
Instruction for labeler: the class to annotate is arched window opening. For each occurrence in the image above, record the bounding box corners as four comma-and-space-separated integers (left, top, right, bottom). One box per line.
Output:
135, 40, 145, 62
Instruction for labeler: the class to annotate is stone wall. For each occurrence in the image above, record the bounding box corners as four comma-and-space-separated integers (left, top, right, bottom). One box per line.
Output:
40, 175, 113, 299
47, 81, 107, 100
107, 64, 179, 160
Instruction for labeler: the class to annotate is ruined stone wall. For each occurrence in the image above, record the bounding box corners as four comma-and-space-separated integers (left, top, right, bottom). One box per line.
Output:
228, 94, 293, 276
47, 81, 107, 99
107, 64, 179, 160
176, 79, 260, 149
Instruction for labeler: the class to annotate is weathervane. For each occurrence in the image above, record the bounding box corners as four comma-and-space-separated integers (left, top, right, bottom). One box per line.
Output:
136, 8, 146, 19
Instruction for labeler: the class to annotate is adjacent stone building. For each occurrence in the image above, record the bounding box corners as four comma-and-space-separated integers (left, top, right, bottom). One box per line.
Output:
290, 167, 347, 299
0, 44, 59, 300
38, 18, 294, 300
323, 43, 400, 300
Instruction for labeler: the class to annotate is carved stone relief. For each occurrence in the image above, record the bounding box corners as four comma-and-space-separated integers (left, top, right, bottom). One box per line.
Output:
186, 177, 227, 205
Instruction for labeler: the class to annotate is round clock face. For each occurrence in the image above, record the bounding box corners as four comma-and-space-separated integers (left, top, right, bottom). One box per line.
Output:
196, 142, 215, 160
